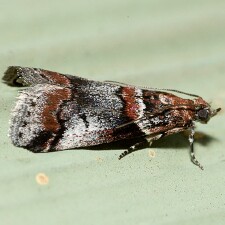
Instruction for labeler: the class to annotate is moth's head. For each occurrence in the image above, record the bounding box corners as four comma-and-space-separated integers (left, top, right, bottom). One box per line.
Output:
194, 98, 221, 124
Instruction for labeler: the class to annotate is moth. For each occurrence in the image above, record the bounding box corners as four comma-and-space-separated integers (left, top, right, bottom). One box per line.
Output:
3, 66, 221, 170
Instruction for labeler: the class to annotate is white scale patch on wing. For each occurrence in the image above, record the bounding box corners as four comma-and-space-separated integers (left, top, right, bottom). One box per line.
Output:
135, 88, 146, 118
10, 84, 63, 147
56, 114, 108, 149
56, 84, 123, 149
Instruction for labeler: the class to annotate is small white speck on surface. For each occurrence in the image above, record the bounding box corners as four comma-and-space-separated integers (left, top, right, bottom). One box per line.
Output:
35, 173, 49, 185
148, 149, 156, 158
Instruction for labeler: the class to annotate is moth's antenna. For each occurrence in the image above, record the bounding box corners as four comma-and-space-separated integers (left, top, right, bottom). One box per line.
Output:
104, 81, 200, 98
155, 88, 200, 98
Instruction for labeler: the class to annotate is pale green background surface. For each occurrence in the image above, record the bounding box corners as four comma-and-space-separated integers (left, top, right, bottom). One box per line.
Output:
0, 1, 225, 225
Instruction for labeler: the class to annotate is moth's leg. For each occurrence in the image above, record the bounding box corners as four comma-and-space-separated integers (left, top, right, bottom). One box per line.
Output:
164, 126, 204, 170
118, 139, 148, 160
118, 134, 162, 160
189, 126, 204, 170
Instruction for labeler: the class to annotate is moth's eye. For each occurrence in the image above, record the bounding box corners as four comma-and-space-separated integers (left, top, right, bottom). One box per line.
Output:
198, 109, 209, 121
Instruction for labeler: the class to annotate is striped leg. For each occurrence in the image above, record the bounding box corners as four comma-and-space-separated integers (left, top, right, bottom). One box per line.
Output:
118, 135, 161, 160
189, 127, 204, 170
